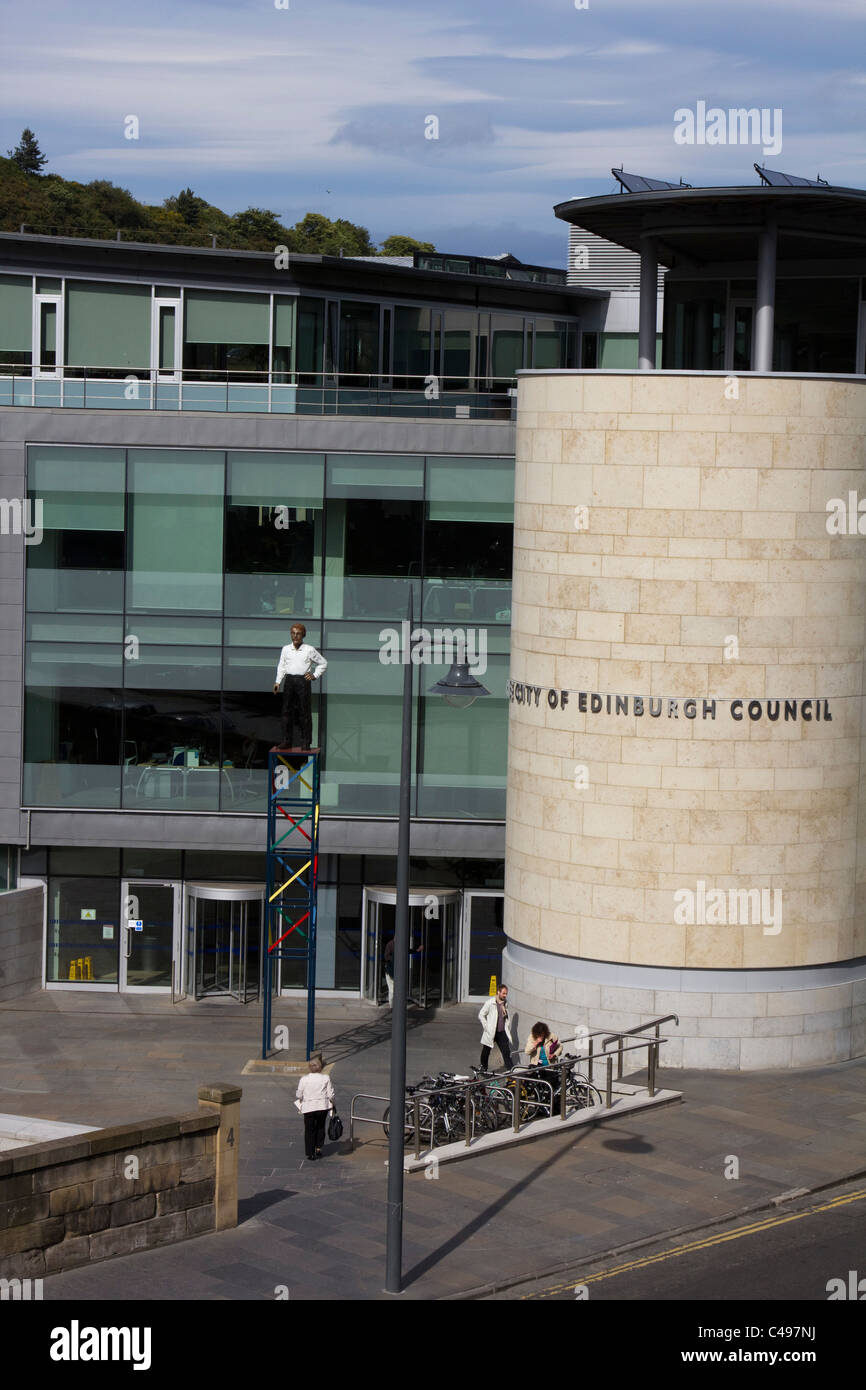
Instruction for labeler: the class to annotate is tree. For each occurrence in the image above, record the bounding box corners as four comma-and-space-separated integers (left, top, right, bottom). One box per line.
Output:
290, 212, 375, 256
231, 207, 290, 249
7, 128, 47, 174
379, 235, 435, 256
165, 188, 209, 225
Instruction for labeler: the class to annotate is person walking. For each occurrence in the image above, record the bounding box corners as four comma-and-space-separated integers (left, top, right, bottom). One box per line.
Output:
383, 935, 395, 1008
295, 1057, 335, 1161
478, 983, 515, 1071
274, 622, 327, 750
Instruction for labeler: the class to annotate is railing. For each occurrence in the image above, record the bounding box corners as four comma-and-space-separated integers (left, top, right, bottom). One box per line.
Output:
600, 1014, 680, 1096
0, 365, 520, 421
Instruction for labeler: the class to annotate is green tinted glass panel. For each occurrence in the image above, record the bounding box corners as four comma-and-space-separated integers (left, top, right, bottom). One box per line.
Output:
185, 291, 269, 344
298, 297, 324, 374
426, 456, 513, 522
227, 452, 323, 506
65, 281, 151, 369
28, 446, 125, 530
490, 315, 523, 379
325, 454, 423, 498
127, 450, 224, 611
274, 296, 296, 348
0, 275, 32, 351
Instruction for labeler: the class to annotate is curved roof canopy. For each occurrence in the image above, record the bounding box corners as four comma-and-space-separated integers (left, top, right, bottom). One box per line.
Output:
554, 181, 866, 269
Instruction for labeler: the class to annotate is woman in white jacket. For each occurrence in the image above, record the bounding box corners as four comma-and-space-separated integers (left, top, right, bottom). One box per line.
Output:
295, 1058, 335, 1161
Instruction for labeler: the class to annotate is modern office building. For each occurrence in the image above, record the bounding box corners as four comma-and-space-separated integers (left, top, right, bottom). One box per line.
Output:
0, 231, 608, 1007
505, 171, 866, 1067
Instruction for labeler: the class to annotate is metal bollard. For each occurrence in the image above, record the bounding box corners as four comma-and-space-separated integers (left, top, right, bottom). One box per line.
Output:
587, 1038, 594, 1083
605, 1054, 613, 1109
617, 1036, 624, 1080
560, 1063, 567, 1121
648, 1040, 657, 1098
413, 1095, 422, 1161
512, 1080, 520, 1134
465, 1085, 472, 1147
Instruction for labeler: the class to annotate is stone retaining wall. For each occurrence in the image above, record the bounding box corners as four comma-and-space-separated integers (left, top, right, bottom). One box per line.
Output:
0, 1083, 240, 1279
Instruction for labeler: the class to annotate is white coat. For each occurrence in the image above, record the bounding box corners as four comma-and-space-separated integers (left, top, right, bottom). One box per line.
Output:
295, 1072, 335, 1113
478, 996, 514, 1048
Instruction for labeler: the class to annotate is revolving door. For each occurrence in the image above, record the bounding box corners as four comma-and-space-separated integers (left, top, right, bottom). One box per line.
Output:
186, 882, 265, 1002
362, 886, 460, 1008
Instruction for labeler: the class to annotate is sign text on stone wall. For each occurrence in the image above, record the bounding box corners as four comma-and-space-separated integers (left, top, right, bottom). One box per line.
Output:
506, 684, 833, 722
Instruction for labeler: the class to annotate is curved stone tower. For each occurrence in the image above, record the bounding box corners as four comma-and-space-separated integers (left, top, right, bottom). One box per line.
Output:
505, 371, 866, 1068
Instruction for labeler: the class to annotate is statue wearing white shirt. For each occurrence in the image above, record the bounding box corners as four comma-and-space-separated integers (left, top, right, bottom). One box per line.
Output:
273, 622, 327, 750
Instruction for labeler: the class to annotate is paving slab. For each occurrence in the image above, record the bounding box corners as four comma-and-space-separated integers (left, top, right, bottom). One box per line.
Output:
0, 988, 864, 1299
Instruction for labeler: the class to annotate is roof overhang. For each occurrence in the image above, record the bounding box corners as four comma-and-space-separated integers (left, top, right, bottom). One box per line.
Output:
555, 186, 866, 269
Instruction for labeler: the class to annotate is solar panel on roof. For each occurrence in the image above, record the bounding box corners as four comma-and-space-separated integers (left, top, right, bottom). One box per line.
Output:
754, 164, 830, 188
613, 168, 692, 193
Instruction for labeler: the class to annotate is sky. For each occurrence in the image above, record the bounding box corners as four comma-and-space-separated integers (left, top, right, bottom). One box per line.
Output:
1, 0, 864, 266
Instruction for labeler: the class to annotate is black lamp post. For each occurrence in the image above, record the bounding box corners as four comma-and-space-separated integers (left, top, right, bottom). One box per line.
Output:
384, 606, 490, 1294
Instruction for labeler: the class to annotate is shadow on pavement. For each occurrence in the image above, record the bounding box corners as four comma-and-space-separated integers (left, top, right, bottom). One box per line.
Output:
403, 1123, 597, 1289
316, 1007, 434, 1064
238, 1189, 296, 1223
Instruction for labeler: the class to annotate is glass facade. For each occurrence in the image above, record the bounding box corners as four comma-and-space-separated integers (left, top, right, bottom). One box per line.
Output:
24, 446, 513, 819
0, 272, 580, 413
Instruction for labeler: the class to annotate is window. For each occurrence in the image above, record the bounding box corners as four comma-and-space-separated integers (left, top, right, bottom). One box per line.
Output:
339, 301, 379, 385
184, 291, 269, 382
324, 455, 423, 619
393, 306, 431, 388
0, 274, 32, 374
65, 281, 150, 378
127, 450, 224, 612
224, 451, 324, 619
27, 446, 126, 613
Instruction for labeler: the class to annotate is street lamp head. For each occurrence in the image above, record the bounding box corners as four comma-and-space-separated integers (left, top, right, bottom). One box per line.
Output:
428, 661, 491, 709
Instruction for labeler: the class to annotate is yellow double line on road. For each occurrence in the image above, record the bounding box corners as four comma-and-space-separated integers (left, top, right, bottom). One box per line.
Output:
522, 1187, 866, 1299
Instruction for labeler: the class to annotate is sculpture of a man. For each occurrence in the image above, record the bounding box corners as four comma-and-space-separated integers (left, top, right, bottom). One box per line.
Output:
273, 622, 327, 750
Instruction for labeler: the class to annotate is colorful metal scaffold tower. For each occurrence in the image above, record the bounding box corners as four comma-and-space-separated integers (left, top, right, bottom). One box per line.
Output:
262, 747, 321, 1061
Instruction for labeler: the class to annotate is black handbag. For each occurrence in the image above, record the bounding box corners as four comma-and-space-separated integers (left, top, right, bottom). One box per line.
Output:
328, 1112, 343, 1142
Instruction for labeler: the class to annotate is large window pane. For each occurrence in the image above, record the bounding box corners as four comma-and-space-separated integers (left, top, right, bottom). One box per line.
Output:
773, 277, 858, 373
339, 301, 379, 385
0, 275, 32, 371
324, 455, 422, 619
123, 615, 221, 689
417, 652, 508, 818
225, 451, 323, 619
221, 690, 278, 812
298, 297, 324, 383
127, 450, 224, 611
65, 281, 150, 375
662, 282, 726, 369
46, 876, 120, 983
122, 690, 221, 810
27, 445, 125, 612
490, 314, 524, 381
23, 687, 122, 807
393, 306, 431, 387
321, 653, 410, 815
424, 457, 513, 622
442, 308, 475, 390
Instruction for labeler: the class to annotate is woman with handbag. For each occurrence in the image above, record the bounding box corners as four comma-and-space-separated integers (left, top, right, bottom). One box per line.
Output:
523, 1021, 563, 1067
295, 1057, 335, 1161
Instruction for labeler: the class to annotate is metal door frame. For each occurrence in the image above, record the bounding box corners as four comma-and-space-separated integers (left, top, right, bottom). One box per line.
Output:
361, 885, 461, 1006
185, 882, 265, 1003
119, 878, 181, 994
151, 294, 182, 384
724, 298, 755, 372
460, 888, 505, 1002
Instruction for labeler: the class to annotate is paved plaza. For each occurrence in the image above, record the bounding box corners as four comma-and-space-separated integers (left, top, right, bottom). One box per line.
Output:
1, 990, 864, 1299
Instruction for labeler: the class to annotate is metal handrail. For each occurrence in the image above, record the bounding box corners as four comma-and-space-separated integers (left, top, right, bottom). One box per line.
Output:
600, 1015, 680, 1083
348, 1091, 435, 1160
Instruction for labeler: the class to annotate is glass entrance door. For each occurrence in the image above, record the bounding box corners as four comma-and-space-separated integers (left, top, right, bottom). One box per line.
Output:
361, 886, 459, 1007
120, 880, 180, 992
461, 891, 506, 1000
186, 883, 264, 1002
725, 300, 754, 372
